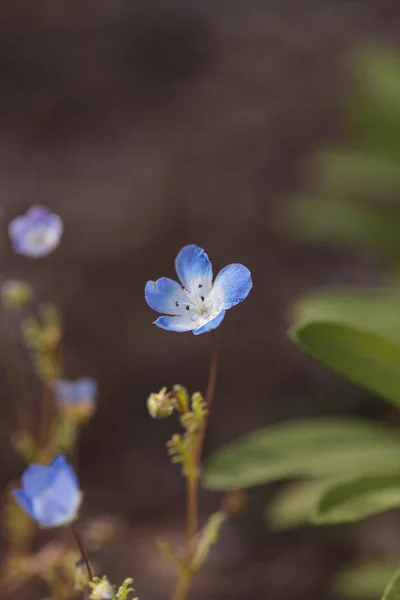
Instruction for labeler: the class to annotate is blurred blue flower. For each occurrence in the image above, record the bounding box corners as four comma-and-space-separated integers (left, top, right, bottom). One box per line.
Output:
52, 377, 97, 420
8, 205, 63, 258
145, 244, 252, 334
12, 455, 82, 528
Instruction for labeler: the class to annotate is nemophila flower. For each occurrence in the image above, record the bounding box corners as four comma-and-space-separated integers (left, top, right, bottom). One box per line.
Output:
12, 455, 82, 528
145, 244, 252, 334
51, 377, 97, 421
9, 205, 63, 258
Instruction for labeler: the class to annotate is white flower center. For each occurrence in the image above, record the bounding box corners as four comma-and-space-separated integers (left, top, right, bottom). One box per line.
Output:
28, 227, 49, 246
181, 285, 220, 326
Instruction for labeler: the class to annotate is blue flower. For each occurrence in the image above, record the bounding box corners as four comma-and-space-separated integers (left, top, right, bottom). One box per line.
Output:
51, 378, 97, 420
12, 455, 82, 528
145, 245, 252, 334
8, 205, 63, 258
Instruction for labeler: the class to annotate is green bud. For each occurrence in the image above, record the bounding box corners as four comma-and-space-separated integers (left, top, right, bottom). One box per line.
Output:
1, 279, 34, 310
173, 384, 189, 413
147, 387, 175, 419
115, 578, 138, 600
12, 431, 37, 462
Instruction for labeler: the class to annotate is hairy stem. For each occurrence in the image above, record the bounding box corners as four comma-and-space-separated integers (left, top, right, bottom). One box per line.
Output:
172, 330, 218, 600
69, 523, 93, 582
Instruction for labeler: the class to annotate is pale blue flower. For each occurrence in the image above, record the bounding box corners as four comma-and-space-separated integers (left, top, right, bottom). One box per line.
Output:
51, 378, 97, 420
145, 244, 252, 334
12, 455, 82, 528
9, 205, 63, 258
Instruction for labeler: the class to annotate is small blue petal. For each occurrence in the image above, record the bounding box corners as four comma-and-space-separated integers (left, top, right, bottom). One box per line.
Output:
145, 278, 188, 315
175, 245, 213, 293
213, 264, 252, 309
75, 378, 97, 401
27, 205, 53, 223
8, 205, 63, 258
52, 378, 97, 406
193, 310, 226, 335
22, 464, 51, 497
154, 315, 197, 332
8, 215, 27, 240
48, 455, 70, 477
15, 456, 81, 528
48, 457, 80, 513
12, 490, 34, 519
52, 380, 74, 402
32, 488, 79, 527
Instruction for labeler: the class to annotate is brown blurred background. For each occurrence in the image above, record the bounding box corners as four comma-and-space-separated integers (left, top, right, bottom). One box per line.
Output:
1, 1, 400, 598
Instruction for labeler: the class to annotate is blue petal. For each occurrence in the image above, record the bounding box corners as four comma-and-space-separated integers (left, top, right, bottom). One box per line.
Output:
8, 215, 28, 241
193, 310, 226, 335
175, 245, 213, 293
31, 456, 81, 527
145, 278, 188, 315
48, 457, 79, 513
75, 378, 97, 401
32, 488, 80, 527
12, 490, 34, 519
27, 205, 53, 223
22, 464, 51, 497
49, 455, 78, 488
154, 315, 197, 332
213, 264, 252, 309
8, 206, 63, 258
52, 380, 74, 403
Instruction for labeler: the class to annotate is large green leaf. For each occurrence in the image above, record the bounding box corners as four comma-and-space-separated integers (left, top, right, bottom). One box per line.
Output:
313, 474, 400, 524
292, 287, 400, 346
202, 418, 400, 491
314, 151, 400, 201
332, 563, 398, 599
382, 569, 400, 600
266, 479, 333, 530
291, 322, 400, 408
286, 197, 400, 256
350, 49, 400, 161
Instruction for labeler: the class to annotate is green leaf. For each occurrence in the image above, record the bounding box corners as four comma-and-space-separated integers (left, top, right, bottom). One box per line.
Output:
266, 479, 333, 530
292, 287, 400, 346
202, 419, 400, 491
286, 197, 400, 256
350, 49, 400, 161
313, 474, 400, 524
291, 322, 400, 408
382, 569, 400, 600
332, 563, 398, 599
314, 151, 400, 201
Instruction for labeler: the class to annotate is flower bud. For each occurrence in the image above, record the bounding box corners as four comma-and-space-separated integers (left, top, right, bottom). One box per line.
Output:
89, 576, 115, 599
147, 387, 175, 419
1, 279, 34, 310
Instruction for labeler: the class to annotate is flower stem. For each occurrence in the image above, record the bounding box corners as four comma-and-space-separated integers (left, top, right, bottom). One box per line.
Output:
186, 474, 198, 551
194, 330, 219, 466
172, 330, 218, 600
69, 522, 93, 582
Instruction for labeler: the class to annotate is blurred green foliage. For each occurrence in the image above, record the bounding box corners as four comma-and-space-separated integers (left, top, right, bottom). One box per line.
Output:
333, 564, 399, 599
286, 48, 400, 265
204, 47, 400, 600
